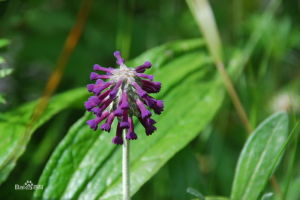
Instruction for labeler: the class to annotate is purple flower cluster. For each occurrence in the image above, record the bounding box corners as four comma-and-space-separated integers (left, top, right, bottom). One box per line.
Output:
85, 51, 164, 144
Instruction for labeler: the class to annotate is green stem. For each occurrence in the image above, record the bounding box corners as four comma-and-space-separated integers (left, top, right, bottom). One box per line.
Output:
122, 130, 130, 200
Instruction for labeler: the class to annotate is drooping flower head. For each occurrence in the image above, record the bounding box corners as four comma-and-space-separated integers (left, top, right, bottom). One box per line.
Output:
85, 51, 164, 144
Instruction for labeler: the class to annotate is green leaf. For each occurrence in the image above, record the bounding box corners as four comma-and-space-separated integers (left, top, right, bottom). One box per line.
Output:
0, 57, 5, 64
0, 87, 87, 184
0, 94, 6, 104
0, 68, 13, 78
261, 192, 274, 200
205, 197, 230, 200
187, 187, 205, 200
287, 175, 300, 200
0, 39, 10, 48
34, 40, 229, 200
0, 39, 205, 186
231, 112, 289, 200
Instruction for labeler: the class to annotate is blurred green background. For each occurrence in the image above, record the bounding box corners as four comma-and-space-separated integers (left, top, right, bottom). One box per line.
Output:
0, 0, 300, 199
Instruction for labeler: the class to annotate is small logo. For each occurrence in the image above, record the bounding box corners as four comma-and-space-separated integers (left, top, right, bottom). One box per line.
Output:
15, 180, 43, 190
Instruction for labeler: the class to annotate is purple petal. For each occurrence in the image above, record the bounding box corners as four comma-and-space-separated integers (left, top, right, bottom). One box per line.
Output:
143, 95, 164, 114
136, 73, 154, 80
126, 117, 137, 140
114, 106, 123, 117
91, 107, 102, 116
90, 72, 110, 80
109, 80, 123, 99
90, 72, 98, 80
112, 136, 123, 145
114, 51, 125, 65
99, 98, 113, 111
112, 123, 124, 144
99, 111, 110, 121
132, 82, 147, 98
141, 80, 161, 93
120, 91, 129, 109
120, 110, 129, 128
145, 125, 157, 135
86, 118, 100, 130
93, 81, 112, 95
136, 99, 151, 119
98, 89, 111, 100
84, 96, 101, 111
139, 117, 157, 135
148, 118, 157, 125
101, 112, 115, 132
93, 64, 112, 73
126, 132, 137, 140
87, 84, 94, 92
135, 61, 152, 73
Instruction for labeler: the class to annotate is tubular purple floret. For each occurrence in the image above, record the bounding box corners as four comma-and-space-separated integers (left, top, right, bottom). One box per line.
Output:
98, 89, 111, 100
112, 135, 123, 145
93, 64, 112, 73
90, 72, 98, 80
143, 95, 164, 114
101, 112, 116, 132
87, 84, 94, 92
91, 107, 102, 116
84, 96, 101, 110
138, 117, 157, 135
136, 73, 154, 80
109, 80, 123, 99
135, 61, 152, 73
112, 123, 124, 145
132, 82, 147, 98
99, 98, 113, 112
86, 118, 100, 130
141, 80, 161, 93
120, 110, 129, 128
99, 111, 110, 121
113, 51, 125, 65
93, 81, 112, 95
120, 91, 129, 109
126, 117, 137, 140
114, 107, 123, 117
90, 72, 110, 80
136, 98, 151, 119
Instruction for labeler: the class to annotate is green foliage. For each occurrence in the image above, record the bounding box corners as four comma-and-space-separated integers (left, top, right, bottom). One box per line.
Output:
0, 0, 299, 200
0, 39, 10, 48
187, 187, 205, 199
0, 88, 87, 184
0, 95, 6, 104
205, 197, 230, 200
0, 38, 12, 105
231, 112, 289, 200
34, 39, 228, 200
0, 68, 13, 78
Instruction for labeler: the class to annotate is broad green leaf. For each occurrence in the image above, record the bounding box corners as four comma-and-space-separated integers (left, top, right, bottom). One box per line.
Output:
0, 68, 13, 78
231, 112, 289, 200
287, 175, 300, 200
34, 40, 230, 200
0, 87, 87, 184
0, 39, 205, 185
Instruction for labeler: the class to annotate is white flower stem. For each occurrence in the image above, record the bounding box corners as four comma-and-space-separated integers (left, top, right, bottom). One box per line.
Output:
122, 130, 130, 200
